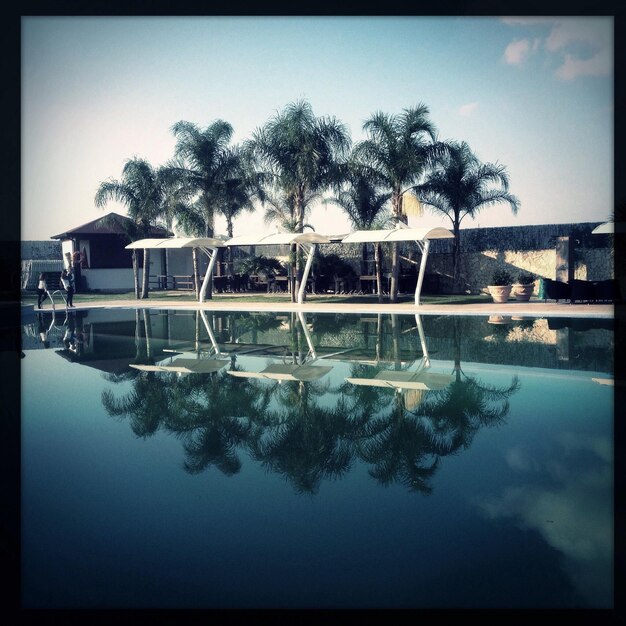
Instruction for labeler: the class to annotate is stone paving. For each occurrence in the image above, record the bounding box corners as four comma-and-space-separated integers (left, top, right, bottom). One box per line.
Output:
32, 297, 614, 318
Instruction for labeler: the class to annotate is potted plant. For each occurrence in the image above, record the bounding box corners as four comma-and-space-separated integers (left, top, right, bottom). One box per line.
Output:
512, 271, 535, 302
487, 269, 513, 303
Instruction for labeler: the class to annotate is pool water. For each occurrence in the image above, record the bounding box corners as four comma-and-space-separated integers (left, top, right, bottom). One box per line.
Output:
21, 308, 614, 608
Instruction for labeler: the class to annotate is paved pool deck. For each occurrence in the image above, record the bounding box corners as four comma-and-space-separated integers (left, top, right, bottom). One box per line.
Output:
31, 297, 615, 318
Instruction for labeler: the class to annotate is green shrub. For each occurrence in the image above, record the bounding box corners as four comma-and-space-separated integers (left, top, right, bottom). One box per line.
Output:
237, 255, 285, 276
490, 269, 513, 286
516, 271, 535, 285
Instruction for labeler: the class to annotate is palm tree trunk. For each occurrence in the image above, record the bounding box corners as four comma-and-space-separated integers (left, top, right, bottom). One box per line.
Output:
227, 218, 234, 283
192, 248, 198, 298
134, 308, 141, 359
375, 243, 383, 303
391, 314, 401, 369
390, 243, 400, 303
452, 218, 461, 294
141, 248, 150, 299
195, 309, 200, 352
143, 309, 152, 360
389, 190, 405, 303
293, 194, 304, 302
290, 243, 297, 303
453, 316, 462, 382
132, 250, 140, 299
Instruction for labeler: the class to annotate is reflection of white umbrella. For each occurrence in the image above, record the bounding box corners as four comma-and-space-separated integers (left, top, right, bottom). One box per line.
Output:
130, 358, 228, 374
346, 370, 453, 391
228, 363, 332, 382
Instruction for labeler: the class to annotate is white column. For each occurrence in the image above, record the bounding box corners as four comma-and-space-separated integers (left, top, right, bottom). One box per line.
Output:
199, 247, 219, 303
415, 238, 430, 306
297, 243, 317, 305
414, 313, 430, 369
297, 311, 316, 360
199, 310, 220, 356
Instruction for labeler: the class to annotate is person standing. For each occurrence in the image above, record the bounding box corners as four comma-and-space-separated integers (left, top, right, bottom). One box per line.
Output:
67, 266, 76, 306
37, 273, 50, 309
60, 268, 75, 307
72, 250, 82, 293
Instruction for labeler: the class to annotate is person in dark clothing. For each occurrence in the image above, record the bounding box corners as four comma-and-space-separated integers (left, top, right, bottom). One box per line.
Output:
72, 251, 82, 293
61, 268, 75, 307
37, 273, 50, 309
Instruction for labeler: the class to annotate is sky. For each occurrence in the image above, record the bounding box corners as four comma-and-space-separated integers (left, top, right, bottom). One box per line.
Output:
21, 15, 614, 241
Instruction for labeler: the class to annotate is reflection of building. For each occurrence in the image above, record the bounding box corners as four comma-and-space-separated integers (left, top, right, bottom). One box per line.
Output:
51, 309, 171, 375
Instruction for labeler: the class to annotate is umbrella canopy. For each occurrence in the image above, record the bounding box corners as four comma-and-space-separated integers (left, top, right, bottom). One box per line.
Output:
225, 231, 331, 247
228, 363, 333, 382
591, 221, 626, 235
126, 237, 226, 249
341, 226, 454, 244
130, 358, 229, 374
346, 370, 453, 391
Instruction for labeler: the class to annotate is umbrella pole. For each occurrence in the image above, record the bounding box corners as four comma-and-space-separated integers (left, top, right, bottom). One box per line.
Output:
297, 243, 317, 305
415, 238, 430, 306
199, 247, 218, 304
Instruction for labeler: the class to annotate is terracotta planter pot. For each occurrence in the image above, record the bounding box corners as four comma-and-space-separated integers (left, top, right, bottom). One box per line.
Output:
487, 285, 512, 303
512, 283, 534, 302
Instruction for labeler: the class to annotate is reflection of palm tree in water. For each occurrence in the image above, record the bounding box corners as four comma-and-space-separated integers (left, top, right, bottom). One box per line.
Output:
357, 392, 443, 494
245, 312, 369, 494
169, 365, 270, 476
415, 317, 520, 454
99, 311, 520, 494
101, 310, 169, 437
102, 314, 270, 472
249, 379, 368, 494
344, 316, 520, 493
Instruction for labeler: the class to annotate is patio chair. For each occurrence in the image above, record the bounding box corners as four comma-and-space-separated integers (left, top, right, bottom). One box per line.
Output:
538, 277, 570, 302
594, 279, 621, 303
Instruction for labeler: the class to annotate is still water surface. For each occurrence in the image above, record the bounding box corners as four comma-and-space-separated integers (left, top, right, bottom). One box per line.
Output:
21, 308, 614, 608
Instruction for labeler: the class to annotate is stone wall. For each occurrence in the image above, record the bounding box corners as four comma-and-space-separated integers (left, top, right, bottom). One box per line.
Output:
21, 240, 63, 260
316, 222, 614, 294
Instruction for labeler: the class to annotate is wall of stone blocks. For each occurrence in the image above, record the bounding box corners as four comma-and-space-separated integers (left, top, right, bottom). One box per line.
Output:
317, 222, 614, 295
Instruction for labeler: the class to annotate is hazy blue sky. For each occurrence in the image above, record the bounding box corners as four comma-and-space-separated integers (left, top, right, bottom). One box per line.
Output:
21, 16, 613, 240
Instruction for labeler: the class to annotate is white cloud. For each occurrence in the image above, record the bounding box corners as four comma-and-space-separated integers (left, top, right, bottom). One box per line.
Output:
545, 19, 609, 52
502, 17, 612, 81
556, 48, 612, 81
503, 38, 531, 65
478, 434, 614, 606
458, 102, 479, 117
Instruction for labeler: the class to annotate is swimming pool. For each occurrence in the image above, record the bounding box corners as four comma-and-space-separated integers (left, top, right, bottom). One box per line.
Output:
21, 308, 614, 608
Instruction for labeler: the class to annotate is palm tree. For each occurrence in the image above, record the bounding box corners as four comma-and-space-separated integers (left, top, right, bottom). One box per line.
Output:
94, 158, 168, 299
412, 140, 520, 292
355, 105, 441, 302
248, 100, 350, 301
218, 145, 267, 278
263, 187, 318, 233
165, 119, 237, 298
324, 159, 391, 301
218, 145, 266, 238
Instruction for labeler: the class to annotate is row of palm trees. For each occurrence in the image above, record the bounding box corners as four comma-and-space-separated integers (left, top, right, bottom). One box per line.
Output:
95, 100, 519, 301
